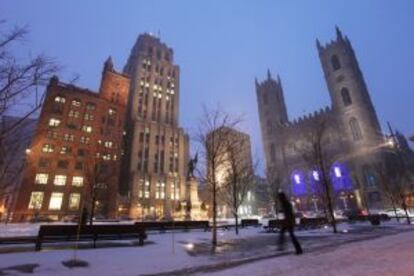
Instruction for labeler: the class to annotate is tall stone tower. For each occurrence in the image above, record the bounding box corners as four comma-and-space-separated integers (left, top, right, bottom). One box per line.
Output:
317, 27, 383, 148
255, 70, 288, 172
122, 34, 189, 219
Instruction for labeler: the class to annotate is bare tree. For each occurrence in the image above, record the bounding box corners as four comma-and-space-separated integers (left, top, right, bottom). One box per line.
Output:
376, 157, 411, 224
298, 119, 338, 233
194, 105, 241, 246
84, 151, 116, 225
220, 131, 255, 235
0, 21, 58, 206
267, 167, 283, 219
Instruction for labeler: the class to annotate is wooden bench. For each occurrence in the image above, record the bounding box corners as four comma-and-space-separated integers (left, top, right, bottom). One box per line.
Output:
134, 220, 209, 232
35, 224, 147, 251
265, 219, 286, 232
298, 217, 328, 230
241, 219, 260, 228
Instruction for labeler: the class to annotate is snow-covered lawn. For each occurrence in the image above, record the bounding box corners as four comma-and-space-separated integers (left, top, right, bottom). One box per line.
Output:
0, 221, 412, 275
208, 230, 414, 276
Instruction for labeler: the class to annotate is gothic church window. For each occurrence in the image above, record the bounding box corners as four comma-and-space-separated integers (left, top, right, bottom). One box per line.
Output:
341, 88, 352, 106
331, 55, 341, 71
349, 117, 363, 141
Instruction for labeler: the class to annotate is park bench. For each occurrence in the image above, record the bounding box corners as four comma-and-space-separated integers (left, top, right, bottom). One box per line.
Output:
298, 217, 329, 230
134, 220, 209, 232
35, 224, 147, 251
264, 219, 286, 232
241, 219, 260, 228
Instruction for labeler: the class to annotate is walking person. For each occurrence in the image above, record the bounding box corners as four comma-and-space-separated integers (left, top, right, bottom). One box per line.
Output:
278, 191, 303, 255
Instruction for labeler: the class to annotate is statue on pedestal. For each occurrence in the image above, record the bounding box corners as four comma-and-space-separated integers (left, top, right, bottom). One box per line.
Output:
187, 153, 198, 180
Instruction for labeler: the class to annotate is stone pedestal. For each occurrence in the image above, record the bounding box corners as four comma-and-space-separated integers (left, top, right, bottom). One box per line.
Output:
185, 177, 201, 220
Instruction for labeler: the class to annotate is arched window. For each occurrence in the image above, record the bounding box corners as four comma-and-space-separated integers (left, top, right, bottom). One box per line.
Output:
270, 144, 276, 162
331, 55, 341, 71
349, 117, 363, 141
341, 88, 352, 106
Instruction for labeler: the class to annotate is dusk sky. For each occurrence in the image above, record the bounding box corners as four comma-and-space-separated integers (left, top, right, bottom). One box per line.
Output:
3, 1, 414, 173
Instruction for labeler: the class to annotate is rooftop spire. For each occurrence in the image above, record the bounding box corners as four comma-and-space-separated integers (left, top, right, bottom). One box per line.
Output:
104, 56, 114, 72
267, 69, 271, 80
335, 25, 343, 40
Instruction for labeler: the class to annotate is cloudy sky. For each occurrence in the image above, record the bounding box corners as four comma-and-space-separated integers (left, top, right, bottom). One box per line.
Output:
3, 0, 414, 174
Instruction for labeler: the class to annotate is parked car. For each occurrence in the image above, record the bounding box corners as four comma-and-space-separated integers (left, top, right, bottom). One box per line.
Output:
379, 208, 411, 217
30, 216, 56, 223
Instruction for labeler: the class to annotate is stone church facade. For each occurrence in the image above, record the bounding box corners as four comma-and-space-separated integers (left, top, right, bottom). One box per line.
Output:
256, 27, 399, 213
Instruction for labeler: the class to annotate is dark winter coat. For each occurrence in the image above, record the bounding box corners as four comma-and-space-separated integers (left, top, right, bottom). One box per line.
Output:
278, 192, 295, 228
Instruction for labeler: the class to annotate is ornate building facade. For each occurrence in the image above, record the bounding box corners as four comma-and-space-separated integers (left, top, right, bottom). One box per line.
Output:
12, 59, 130, 221
256, 27, 404, 212
122, 34, 191, 219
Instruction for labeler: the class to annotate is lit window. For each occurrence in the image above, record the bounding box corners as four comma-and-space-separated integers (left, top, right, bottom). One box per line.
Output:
80, 136, 90, 144
28, 192, 44, 210
48, 118, 61, 127
104, 141, 113, 148
49, 192, 63, 210
54, 96, 66, 103
294, 174, 301, 184
68, 110, 80, 118
72, 176, 84, 187
35, 173, 48, 184
54, 175, 67, 186
68, 193, 81, 210
86, 103, 96, 111
312, 171, 320, 181
334, 167, 342, 178
102, 154, 111, 161
71, 99, 81, 107
64, 133, 74, 142
82, 125, 92, 133
108, 108, 117, 116
144, 180, 150, 198
42, 144, 55, 153
84, 113, 94, 121
60, 146, 71, 154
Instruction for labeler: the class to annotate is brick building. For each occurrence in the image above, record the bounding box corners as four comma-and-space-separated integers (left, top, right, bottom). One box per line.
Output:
12, 58, 130, 221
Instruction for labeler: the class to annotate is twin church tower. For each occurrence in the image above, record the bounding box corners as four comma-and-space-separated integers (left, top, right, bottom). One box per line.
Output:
256, 27, 386, 211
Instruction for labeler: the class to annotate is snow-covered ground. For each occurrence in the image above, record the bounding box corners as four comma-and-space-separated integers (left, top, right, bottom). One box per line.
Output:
207, 230, 414, 276
0, 221, 413, 275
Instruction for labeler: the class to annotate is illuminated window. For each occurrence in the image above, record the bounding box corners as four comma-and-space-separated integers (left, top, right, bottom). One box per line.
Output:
104, 141, 113, 148
84, 113, 94, 121
48, 118, 61, 127
49, 192, 63, 210
312, 171, 320, 181
63, 133, 74, 142
294, 174, 301, 184
144, 180, 150, 198
108, 108, 117, 116
71, 99, 81, 107
68, 193, 81, 210
72, 176, 84, 187
80, 136, 90, 144
334, 167, 342, 178
68, 110, 80, 118
82, 125, 92, 133
54, 96, 66, 103
53, 175, 67, 186
102, 154, 111, 160
42, 144, 55, 153
35, 173, 48, 184
60, 146, 72, 154
86, 103, 96, 111
28, 192, 44, 209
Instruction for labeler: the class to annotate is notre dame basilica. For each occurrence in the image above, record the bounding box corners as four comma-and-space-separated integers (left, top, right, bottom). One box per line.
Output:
256, 27, 414, 213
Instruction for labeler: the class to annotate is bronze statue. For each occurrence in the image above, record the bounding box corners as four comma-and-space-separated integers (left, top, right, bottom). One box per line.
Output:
187, 153, 198, 180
